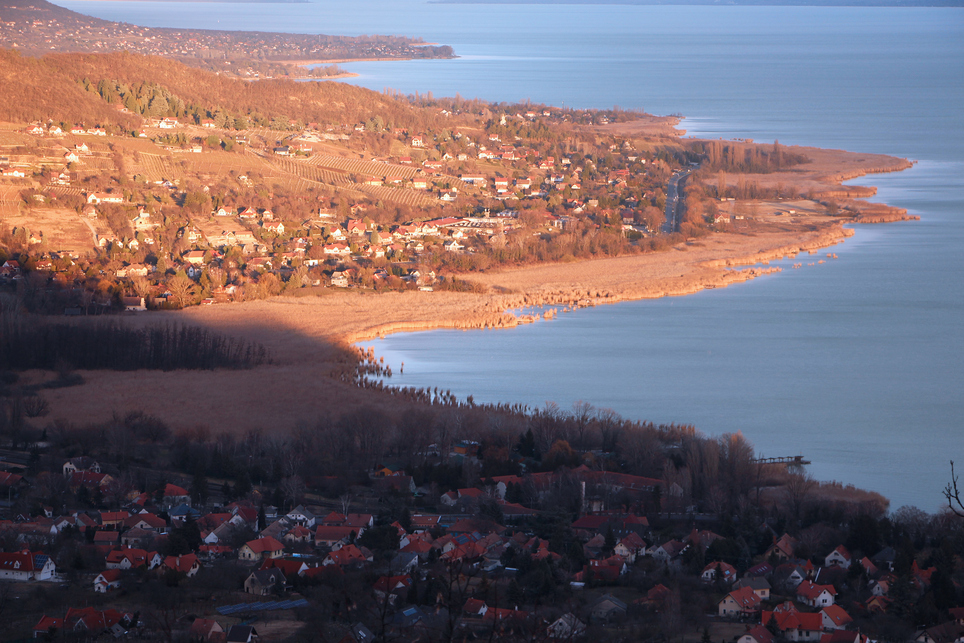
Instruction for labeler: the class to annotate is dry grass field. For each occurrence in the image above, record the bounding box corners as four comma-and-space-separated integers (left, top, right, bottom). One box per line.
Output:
4, 205, 98, 252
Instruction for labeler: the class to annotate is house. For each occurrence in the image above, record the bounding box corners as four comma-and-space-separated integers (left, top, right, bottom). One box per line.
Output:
286, 505, 318, 527
106, 548, 162, 570
259, 558, 308, 578
238, 536, 285, 561
614, 533, 647, 562
161, 483, 190, 509
916, 621, 964, 643
702, 561, 738, 585
123, 512, 166, 533
0, 551, 56, 581
733, 576, 771, 600
824, 545, 852, 570
86, 191, 123, 205
93, 569, 122, 593
762, 604, 823, 642
797, 580, 836, 608
740, 626, 775, 643
263, 220, 285, 235
315, 525, 358, 549
718, 586, 762, 618
323, 544, 372, 568
547, 613, 586, 639
161, 554, 200, 577
34, 616, 64, 637
589, 594, 627, 621
189, 618, 224, 642
330, 270, 351, 287
766, 533, 799, 561
820, 605, 853, 631
650, 540, 687, 569
226, 625, 259, 643
63, 457, 100, 477
244, 568, 286, 595
284, 525, 312, 543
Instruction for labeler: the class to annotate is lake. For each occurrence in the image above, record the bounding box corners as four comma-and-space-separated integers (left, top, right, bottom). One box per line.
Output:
56, 0, 964, 511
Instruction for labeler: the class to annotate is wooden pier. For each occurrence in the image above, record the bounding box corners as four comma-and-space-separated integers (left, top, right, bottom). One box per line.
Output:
752, 455, 811, 465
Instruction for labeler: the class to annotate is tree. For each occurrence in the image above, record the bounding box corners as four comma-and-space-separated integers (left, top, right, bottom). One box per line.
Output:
942, 460, 964, 517
167, 271, 196, 308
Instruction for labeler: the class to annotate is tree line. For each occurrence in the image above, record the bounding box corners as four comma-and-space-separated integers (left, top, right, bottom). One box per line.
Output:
0, 316, 268, 371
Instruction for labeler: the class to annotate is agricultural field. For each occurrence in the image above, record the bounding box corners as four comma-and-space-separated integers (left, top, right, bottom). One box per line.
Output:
305, 153, 417, 179
356, 183, 433, 207
129, 152, 178, 183
3, 206, 99, 254
272, 155, 351, 186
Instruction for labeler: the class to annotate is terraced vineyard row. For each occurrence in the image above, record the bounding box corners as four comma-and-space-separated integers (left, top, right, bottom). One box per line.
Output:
50, 187, 83, 197
305, 154, 417, 179
137, 153, 174, 182
273, 156, 351, 185
356, 184, 433, 207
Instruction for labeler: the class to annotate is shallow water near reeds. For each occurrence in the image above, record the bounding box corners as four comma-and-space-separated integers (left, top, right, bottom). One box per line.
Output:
57, 0, 964, 511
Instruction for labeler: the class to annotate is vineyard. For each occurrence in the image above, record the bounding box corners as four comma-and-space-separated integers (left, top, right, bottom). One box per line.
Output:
49, 187, 83, 198
305, 154, 417, 179
133, 153, 177, 183
355, 183, 433, 207
271, 155, 351, 186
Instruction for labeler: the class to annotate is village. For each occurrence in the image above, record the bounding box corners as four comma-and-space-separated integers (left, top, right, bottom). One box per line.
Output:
0, 428, 960, 643
0, 100, 689, 312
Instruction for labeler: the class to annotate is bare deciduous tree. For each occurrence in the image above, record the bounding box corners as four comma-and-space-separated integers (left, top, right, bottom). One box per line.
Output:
943, 460, 964, 517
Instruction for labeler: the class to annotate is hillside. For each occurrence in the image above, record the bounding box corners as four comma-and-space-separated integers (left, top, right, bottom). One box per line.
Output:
0, 50, 435, 131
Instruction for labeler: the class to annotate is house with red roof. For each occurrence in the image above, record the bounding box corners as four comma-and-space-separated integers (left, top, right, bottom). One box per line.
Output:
703, 561, 738, 585
739, 625, 775, 643
797, 580, 836, 608
766, 533, 799, 561
162, 553, 200, 576
820, 605, 853, 631
93, 569, 122, 593
762, 606, 824, 642
0, 550, 56, 581
315, 525, 359, 549
106, 547, 162, 570
259, 557, 308, 578
238, 536, 285, 561
189, 618, 224, 642
718, 586, 762, 617
33, 615, 64, 637
825, 545, 852, 570
322, 543, 372, 568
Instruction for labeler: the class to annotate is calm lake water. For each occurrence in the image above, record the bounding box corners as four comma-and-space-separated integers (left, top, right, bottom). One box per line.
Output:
57, 1, 964, 511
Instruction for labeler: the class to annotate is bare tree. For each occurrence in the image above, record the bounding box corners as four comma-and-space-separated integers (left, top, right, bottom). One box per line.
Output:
22, 395, 49, 419
339, 492, 353, 516
571, 400, 594, 448
784, 471, 817, 522
943, 460, 964, 517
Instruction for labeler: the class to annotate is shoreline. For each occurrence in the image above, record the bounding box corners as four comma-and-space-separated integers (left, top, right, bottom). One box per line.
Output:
34, 140, 917, 435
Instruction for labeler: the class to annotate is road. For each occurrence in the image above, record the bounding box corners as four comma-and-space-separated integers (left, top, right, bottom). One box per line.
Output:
662, 166, 696, 234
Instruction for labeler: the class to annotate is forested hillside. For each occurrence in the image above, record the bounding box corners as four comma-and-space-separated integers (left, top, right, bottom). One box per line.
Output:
0, 50, 440, 131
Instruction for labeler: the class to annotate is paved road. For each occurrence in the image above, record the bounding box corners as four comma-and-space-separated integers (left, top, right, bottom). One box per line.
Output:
662, 167, 695, 234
